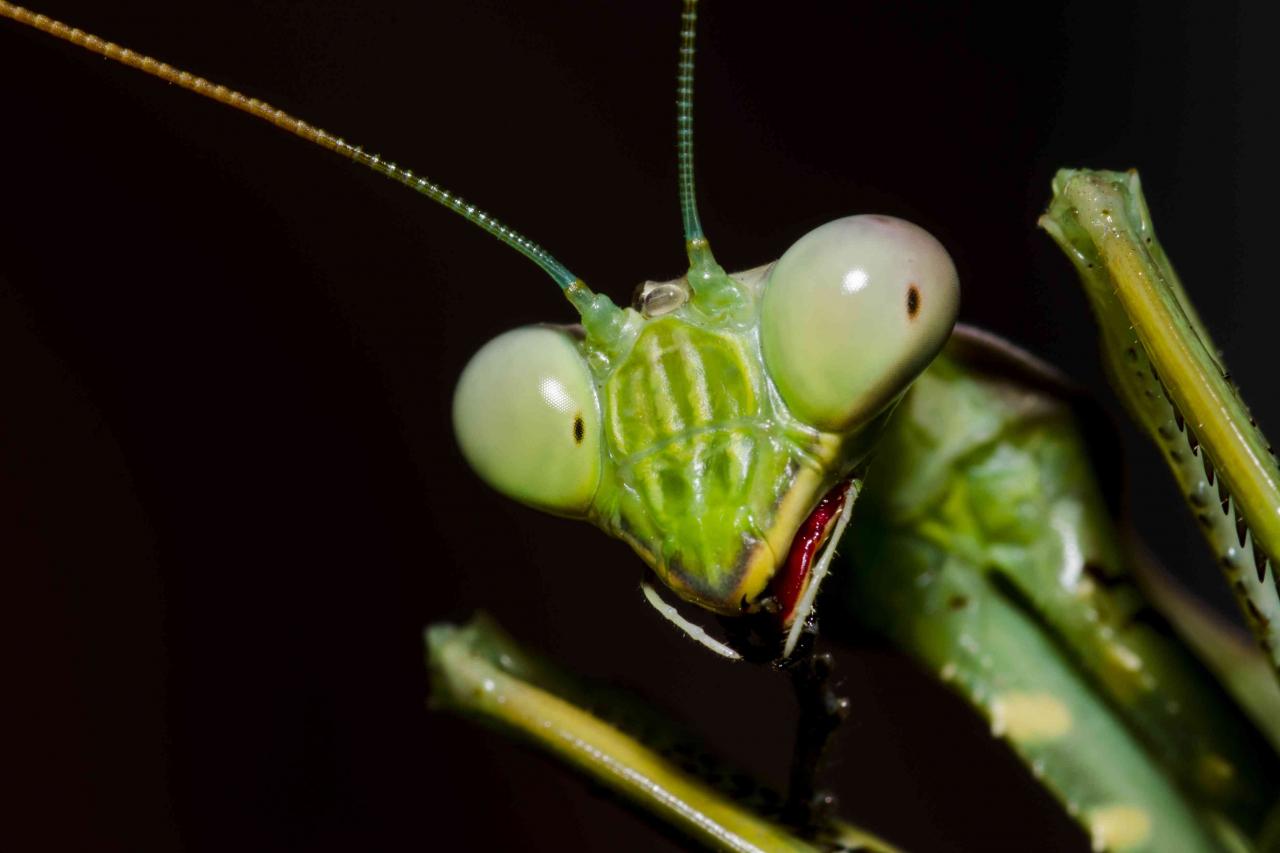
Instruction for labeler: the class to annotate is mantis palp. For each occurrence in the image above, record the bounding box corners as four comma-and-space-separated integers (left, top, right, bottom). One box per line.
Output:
4, 2, 1280, 850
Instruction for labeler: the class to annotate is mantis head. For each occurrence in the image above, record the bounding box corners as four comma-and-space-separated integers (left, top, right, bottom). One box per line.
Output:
453, 214, 958, 654
450, 1, 959, 657
0, 0, 958, 659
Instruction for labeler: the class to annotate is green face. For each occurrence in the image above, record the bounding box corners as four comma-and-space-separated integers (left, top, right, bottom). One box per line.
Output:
454, 214, 959, 620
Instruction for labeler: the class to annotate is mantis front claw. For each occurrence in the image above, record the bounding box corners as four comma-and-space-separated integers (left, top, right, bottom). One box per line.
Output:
1041, 168, 1280, 677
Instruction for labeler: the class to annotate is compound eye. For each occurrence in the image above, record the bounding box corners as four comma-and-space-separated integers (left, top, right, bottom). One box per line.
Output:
453, 326, 602, 516
761, 215, 959, 431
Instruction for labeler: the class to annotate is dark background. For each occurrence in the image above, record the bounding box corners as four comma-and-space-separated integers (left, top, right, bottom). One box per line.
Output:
2, 2, 1277, 850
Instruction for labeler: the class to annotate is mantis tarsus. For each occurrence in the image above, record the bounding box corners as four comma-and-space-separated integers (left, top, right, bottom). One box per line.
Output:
4, 2, 1280, 850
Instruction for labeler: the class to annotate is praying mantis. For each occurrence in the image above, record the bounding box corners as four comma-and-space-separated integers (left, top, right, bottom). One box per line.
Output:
4, 1, 1280, 850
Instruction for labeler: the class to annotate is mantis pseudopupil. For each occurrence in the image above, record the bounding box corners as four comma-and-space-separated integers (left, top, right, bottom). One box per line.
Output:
2, 2, 1279, 850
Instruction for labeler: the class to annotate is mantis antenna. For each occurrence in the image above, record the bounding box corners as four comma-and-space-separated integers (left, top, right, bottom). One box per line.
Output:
676, 0, 709, 261
0, 2, 624, 341
677, 0, 736, 308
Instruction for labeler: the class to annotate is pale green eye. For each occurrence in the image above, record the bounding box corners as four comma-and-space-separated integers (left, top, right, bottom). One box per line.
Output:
453, 326, 602, 516
760, 215, 960, 431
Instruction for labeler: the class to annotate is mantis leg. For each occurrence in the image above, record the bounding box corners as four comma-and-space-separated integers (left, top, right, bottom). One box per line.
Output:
426, 614, 897, 853
1042, 170, 1280, 676
831, 339, 1280, 848
841, 539, 1223, 853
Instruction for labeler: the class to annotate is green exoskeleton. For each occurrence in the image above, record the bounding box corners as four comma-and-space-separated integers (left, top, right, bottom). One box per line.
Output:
452, 12, 962, 660
5, 1, 1280, 851
454, 211, 958, 658
436, 2, 1280, 845
449, 7, 1280, 847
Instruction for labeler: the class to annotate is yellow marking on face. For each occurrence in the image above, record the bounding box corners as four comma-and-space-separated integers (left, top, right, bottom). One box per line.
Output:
990, 692, 1072, 742
735, 450, 839, 614
1088, 805, 1151, 851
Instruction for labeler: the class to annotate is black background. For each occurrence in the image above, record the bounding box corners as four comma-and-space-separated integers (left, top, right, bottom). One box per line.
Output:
2, 2, 1277, 850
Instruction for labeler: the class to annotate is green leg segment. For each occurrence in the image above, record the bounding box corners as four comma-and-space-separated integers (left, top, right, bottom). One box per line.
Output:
832, 346, 1280, 849
1041, 170, 1280, 676
427, 615, 899, 853
843, 537, 1220, 852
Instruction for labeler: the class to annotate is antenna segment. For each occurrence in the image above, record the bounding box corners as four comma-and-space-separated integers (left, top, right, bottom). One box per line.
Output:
676, 0, 720, 277
0, 2, 589, 297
